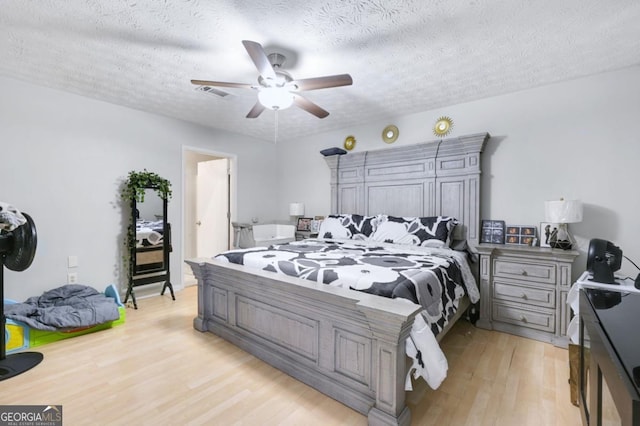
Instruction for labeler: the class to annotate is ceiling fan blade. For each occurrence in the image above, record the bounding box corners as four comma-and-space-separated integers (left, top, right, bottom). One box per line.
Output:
246, 101, 266, 119
191, 79, 254, 89
293, 95, 329, 119
242, 40, 277, 81
292, 74, 353, 91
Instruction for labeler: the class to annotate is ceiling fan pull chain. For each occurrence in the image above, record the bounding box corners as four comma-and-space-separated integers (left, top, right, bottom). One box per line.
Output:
274, 109, 279, 144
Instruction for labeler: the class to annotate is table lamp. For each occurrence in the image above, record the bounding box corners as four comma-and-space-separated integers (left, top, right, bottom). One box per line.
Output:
544, 198, 583, 250
289, 202, 304, 223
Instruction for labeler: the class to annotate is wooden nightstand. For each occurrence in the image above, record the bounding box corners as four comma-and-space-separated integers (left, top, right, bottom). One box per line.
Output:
475, 244, 579, 347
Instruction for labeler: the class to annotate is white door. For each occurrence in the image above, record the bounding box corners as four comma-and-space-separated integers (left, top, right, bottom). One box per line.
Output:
196, 158, 230, 257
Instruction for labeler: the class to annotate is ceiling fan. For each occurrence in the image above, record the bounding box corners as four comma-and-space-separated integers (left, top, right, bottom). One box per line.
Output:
191, 40, 353, 119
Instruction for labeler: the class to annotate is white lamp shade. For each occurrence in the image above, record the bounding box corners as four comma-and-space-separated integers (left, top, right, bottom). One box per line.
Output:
289, 202, 304, 216
258, 87, 294, 110
544, 199, 583, 223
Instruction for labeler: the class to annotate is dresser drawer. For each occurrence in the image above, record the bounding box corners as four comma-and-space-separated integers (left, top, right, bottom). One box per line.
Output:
493, 280, 556, 308
493, 259, 556, 284
492, 302, 555, 332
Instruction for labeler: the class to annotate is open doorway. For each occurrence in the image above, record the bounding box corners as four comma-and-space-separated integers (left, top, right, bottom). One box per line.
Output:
183, 147, 235, 286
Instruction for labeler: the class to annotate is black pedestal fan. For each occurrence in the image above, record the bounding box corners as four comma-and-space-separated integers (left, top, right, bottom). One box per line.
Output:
0, 212, 42, 381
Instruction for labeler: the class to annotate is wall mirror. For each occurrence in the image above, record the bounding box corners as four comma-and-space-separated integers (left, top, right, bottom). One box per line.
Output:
138, 188, 164, 221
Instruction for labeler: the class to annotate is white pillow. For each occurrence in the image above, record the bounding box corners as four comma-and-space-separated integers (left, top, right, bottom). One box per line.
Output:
369, 221, 419, 245
370, 215, 453, 248
420, 239, 447, 249
317, 217, 351, 239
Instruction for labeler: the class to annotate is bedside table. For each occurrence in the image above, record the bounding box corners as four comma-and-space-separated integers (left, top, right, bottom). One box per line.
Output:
475, 244, 579, 347
295, 231, 318, 241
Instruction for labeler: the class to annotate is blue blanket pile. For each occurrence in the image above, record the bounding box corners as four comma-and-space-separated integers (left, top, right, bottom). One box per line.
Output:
4, 284, 120, 331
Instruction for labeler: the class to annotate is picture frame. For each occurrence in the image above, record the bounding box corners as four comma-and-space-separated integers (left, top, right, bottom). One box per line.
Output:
309, 216, 324, 233
310, 219, 322, 233
506, 225, 537, 246
296, 217, 313, 232
539, 222, 559, 248
480, 220, 505, 244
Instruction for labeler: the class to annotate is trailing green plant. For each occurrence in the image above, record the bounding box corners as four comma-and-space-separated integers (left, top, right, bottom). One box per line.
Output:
121, 169, 172, 203
121, 170, 172, 284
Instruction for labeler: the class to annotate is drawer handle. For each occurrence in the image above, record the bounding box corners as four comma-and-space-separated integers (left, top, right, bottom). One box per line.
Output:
521, 270, 528, 276
521, 293, 528, 300
519, 315, 528, 323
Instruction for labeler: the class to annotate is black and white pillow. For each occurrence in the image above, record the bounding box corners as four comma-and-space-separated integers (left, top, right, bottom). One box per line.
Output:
370, 215, 457, 247
318, 217, 351, 239
318, 214, 379, 239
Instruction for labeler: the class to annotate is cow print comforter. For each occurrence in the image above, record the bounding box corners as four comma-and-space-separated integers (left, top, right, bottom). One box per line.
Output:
216, 238, 479, 337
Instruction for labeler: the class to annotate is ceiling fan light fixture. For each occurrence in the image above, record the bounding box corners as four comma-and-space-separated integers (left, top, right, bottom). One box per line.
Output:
258, 73, 290, 88
258, 87, 294, 110
191, 40, 352, 119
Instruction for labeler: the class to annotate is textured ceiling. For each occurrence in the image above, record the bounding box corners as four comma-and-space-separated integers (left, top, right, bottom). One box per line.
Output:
2, 1, 640, 142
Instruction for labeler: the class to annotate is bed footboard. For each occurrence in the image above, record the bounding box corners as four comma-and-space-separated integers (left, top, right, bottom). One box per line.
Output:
186, 258, 420, 426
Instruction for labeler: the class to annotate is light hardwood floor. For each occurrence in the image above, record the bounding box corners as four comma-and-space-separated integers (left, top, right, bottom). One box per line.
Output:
1, 286, 582, 425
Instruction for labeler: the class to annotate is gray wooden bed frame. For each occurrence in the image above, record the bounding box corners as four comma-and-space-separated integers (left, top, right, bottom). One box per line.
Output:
186, 132, 489, 426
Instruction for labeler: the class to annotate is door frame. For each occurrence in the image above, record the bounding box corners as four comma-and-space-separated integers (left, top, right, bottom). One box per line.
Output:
181, 146, 237, 286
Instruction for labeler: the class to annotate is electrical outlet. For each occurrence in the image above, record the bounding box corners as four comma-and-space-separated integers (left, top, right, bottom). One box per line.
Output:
68, 255, 78, 268
67, 272, 78, 284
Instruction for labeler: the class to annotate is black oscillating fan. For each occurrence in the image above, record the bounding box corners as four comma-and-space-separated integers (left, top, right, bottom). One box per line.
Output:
586, 238, 623, 284
0, 212, 42, 381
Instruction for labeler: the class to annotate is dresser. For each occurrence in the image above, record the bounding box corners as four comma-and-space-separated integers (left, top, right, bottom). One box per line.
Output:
475, 244, 579, 347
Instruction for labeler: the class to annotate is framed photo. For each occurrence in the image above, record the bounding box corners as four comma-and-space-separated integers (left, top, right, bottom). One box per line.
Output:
296, 217, 313, 231
311, 216, 324, 232
480, 220, 505, 244
310, 219, 322, 233
505, 234, 520, 244
506, 225, 537, 246
540, 222, 559, 248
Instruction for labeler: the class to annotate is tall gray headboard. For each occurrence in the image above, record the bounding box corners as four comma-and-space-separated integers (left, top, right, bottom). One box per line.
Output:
323, 132, 490, 248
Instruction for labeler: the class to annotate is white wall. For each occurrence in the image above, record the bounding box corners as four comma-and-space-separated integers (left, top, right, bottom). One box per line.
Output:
3, 64, 638, 301
0, 76, 278, 300
276, 65, 640, 281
